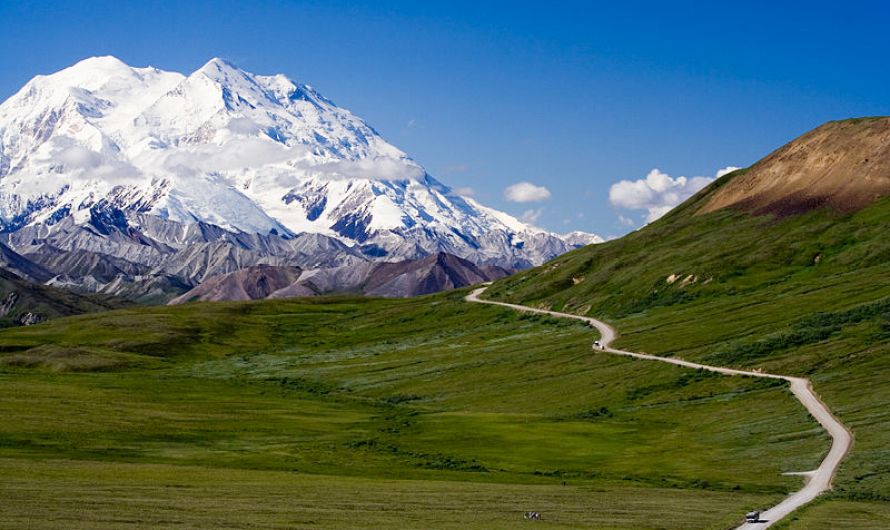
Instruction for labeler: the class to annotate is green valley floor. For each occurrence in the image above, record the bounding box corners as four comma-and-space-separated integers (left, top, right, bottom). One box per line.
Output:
0, 291, 829, 529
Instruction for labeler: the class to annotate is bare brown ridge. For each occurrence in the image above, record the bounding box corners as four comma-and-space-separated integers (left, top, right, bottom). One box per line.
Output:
699, 116, 890, 217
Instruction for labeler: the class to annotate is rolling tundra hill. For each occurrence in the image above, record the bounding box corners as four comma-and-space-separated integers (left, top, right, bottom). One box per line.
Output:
485, 116, 890, 527
486, 117, 890, 317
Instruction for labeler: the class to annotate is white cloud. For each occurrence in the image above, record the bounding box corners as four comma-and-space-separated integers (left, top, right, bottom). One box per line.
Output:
56, 145, 103, 169
504, 181, 551, 203
406, 118, 416, 128
144, 137, 424, 183
53, 145, 143, 185
453, 186, 475, 197
158, 138, 298, 176
520, 208, 544, 224
609, 167, 732, 223
226, 117, 262, 135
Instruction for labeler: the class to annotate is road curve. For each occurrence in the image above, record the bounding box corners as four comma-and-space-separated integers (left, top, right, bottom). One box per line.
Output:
466, 286, 852, 530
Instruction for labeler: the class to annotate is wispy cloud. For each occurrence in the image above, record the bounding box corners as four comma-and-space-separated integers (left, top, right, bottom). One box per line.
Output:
305, 156, 425, 181
453, 186, 475, 197
520, 208, 544, 224
618, 214, 637, 227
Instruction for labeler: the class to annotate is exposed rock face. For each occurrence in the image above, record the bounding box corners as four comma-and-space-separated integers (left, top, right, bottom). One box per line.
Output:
0, 265, 123, 326
0, 56, 602, 300
0, 242, 53, 283
4, 214, 366, 302
17, 312, 43, 326
0, 292, 18, 317
699, 117, 890, 216
171, 252, 510, 303
169, 264, 302, 304
362, 252, 509, 297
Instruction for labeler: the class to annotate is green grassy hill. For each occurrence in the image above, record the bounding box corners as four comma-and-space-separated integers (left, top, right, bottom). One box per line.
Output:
485, 121, 890, 527
0, 292, 825, 529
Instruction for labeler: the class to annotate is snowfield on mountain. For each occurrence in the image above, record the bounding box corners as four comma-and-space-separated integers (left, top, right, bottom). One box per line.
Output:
0, 56, 601, 298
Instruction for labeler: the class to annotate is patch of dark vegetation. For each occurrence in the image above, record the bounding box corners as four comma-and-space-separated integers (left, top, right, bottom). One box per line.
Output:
344, 437, 488, 472
575, 406, 613, 420
708, 297, 890, 365
621, 287, 700, 316
745, 376, 786, 390
610, 471, 776, 494
833, 489, 890, 502
0, 344, 32, 353
345, 438, 378, 449
626, 369, 720, 401
410, 452, 488, 472
267, 376, 337, 395
377, 412, 415, 435
381, 394, 423, 405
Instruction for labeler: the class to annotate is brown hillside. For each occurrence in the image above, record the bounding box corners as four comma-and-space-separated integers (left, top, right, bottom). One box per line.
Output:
699, 117, 890, 216
168, 265, 302, 304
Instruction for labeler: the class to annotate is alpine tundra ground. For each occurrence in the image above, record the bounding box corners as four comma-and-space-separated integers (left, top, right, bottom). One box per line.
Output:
0, 291, 826, 529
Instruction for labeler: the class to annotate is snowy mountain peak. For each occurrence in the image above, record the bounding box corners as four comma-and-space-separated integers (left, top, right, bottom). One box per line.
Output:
68, 54, 131, 72
199, 56, 236, 70
561, 231, 605, 247
0, 57, 601, 269
193, 57, 260, 92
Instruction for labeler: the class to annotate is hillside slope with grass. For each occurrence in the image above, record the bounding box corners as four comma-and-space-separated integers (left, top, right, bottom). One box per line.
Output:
0, 291, 827, 529
485, 117, 890, 528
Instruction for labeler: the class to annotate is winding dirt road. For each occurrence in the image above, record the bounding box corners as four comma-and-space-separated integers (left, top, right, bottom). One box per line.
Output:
466, 286, 852, 529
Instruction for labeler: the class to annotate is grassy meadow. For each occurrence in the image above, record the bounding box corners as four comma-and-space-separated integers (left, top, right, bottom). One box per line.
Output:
0, 290, 827, 528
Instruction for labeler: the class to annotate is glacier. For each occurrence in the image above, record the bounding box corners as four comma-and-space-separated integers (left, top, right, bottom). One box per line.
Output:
0, 56, 602, 299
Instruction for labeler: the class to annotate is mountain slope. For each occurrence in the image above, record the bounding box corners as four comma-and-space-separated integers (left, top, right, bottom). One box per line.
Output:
0, 266, 123, 326
485, 117, 890, 524
700, 117, 890, 216
170, 252, 508, 303
360, 252, 509, 297
0, 55, 599, 290
0, 242, 53, 283
169, 264, 302, 304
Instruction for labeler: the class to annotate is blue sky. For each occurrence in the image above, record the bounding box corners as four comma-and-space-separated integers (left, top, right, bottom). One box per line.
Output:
2, 0, 888, 236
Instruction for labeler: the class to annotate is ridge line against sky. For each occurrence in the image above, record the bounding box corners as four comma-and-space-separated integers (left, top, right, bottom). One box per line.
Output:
1, 0, 888, 236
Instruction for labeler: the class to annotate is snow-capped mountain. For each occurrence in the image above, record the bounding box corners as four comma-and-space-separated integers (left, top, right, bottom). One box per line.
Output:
561, 231, 604, 247
0, 56, 600, 299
